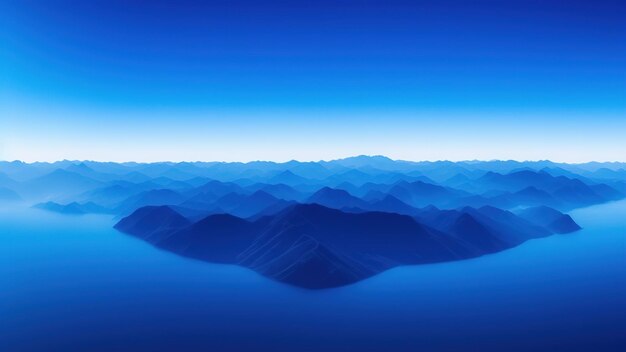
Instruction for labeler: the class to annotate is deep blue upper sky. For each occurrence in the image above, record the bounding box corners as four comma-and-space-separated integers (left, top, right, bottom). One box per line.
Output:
1, 0, 625, 162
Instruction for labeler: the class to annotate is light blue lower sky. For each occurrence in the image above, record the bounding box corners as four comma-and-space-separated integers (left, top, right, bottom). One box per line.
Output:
2, 98, 624, 163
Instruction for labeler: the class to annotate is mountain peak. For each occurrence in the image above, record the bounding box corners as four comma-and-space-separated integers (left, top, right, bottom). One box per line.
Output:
114, 205, 190, 238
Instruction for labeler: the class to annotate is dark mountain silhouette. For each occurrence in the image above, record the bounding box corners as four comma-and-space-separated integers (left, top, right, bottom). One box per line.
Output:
114, 205, 191, 240
160, 213, 259, 262
244, 235, 375, 289
116, 203, 580, 289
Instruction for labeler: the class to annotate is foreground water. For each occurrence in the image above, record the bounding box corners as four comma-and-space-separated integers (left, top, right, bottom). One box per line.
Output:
0, 200, 625, 351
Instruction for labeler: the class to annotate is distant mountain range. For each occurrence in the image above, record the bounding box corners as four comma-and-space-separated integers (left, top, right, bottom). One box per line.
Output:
2, 156, 623, 288
34, 201, 110, 215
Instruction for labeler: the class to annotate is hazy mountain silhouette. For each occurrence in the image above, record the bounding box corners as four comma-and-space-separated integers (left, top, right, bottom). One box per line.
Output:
22, 169, 103, 199
245, 183, 304, 201
35, 201, 110, 215
190, 180, 246, 198
368, 195, 417, 216
386, 180, 466, 207
0, 187, 21, 202
307, 187, 371, 210
517, 206, 581, 234
0, 172, 20, 190
213, 190, 292, 218
268, 170, 310, 186
116, 189, 186, 215
471, 170, 622, 209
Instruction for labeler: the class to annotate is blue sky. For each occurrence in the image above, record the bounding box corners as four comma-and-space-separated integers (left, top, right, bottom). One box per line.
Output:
1, 0, 625, 162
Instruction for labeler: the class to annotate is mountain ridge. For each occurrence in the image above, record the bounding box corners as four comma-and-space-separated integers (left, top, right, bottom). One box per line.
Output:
115, 203, 581, 289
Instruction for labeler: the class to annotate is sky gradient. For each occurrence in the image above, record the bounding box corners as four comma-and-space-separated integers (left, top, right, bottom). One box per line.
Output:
1, 0, 625, 162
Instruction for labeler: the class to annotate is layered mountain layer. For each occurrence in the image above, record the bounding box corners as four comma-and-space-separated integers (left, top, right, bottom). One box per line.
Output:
3, 156, 618, 288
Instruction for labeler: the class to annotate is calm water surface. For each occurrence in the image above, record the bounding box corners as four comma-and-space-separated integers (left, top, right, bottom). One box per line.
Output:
1, 200, 625, 351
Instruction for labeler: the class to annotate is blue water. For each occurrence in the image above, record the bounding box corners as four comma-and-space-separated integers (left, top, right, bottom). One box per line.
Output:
1, 200, 625, 351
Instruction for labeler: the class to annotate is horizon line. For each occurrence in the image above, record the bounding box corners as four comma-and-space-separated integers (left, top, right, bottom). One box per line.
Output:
2, 155, 625, 166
